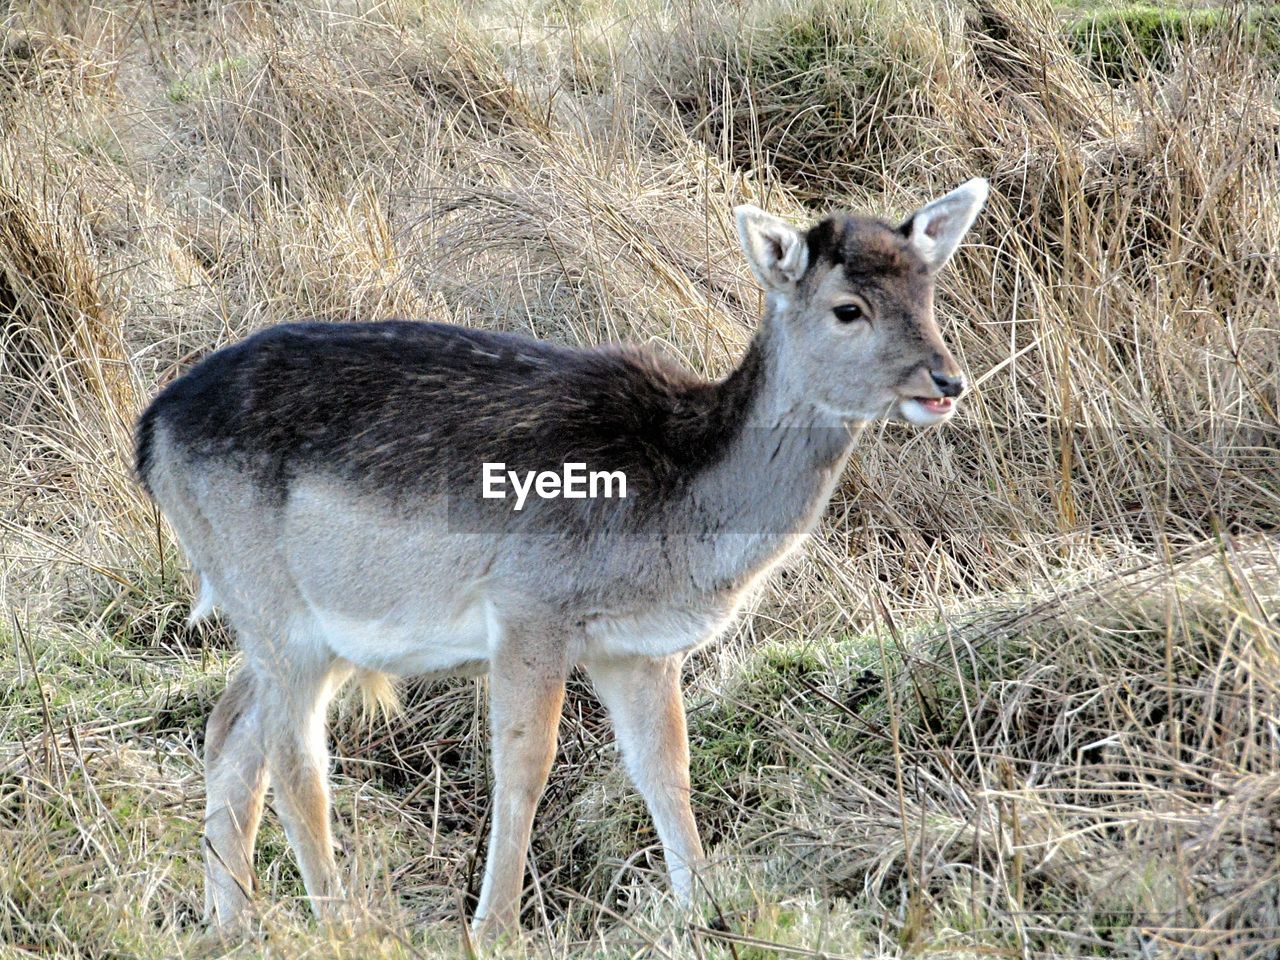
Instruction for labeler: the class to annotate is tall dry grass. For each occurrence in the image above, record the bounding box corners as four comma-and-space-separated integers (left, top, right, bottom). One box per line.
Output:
1, 0, 1277, 957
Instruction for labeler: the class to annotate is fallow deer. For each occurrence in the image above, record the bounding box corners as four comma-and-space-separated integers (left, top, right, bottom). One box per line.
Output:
135, 180, 988, 937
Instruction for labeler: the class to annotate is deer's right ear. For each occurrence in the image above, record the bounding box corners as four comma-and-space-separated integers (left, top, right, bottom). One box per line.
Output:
735, 205, 809, 291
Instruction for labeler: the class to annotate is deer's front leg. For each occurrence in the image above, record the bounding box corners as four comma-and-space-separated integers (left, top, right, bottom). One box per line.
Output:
473, 630, 567, 938
585, 653, 704, 905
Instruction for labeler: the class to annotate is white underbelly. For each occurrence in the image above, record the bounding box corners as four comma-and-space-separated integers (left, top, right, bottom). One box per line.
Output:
301, 599, 492, 676
293, 591, 742, 674
583, 605, 737, 659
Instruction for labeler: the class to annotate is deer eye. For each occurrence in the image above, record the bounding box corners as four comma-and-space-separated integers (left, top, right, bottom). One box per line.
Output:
832, 303, 865, 324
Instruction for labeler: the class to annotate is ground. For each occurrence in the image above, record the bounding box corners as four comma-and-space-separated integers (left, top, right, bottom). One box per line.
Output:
1, 0, 1278, 957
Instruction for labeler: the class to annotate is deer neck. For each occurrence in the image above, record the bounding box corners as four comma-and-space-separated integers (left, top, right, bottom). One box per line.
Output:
682, 298, 863, 589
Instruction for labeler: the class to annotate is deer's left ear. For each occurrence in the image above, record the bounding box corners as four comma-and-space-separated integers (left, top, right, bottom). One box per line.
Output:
900, 178, 989, 272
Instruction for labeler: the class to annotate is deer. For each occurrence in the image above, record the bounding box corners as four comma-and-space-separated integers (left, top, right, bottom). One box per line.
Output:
134, 179, 988, 939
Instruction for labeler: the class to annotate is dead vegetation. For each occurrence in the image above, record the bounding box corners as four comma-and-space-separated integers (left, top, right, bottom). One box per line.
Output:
1, 0, 1277, 957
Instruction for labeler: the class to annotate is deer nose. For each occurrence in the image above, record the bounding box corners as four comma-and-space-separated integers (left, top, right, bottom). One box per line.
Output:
931, 370, 965, 398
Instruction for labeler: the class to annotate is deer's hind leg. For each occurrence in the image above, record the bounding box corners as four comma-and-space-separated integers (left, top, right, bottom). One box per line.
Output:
473, 621, 569, 938
204, 666, 270, 929
253, 646, 353, 921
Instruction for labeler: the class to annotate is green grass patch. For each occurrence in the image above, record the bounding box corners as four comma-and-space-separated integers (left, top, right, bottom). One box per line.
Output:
1068, 4, 1280, 80
166, 55, 250, 104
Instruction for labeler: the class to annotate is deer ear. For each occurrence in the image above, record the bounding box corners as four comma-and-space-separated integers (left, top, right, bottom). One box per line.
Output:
734, 205, 809, 291
900, 178, 989, 272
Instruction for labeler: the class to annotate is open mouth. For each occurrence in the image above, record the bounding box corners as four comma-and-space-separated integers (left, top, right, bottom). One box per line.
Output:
897, 395, 957, 426
912, 396, 954, 416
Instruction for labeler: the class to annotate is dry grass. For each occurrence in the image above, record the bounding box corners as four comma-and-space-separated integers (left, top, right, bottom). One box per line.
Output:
1, 0, 1277, 956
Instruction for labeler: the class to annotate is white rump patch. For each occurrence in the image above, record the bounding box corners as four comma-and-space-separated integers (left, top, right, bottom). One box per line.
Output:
187, 576, 217, 625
